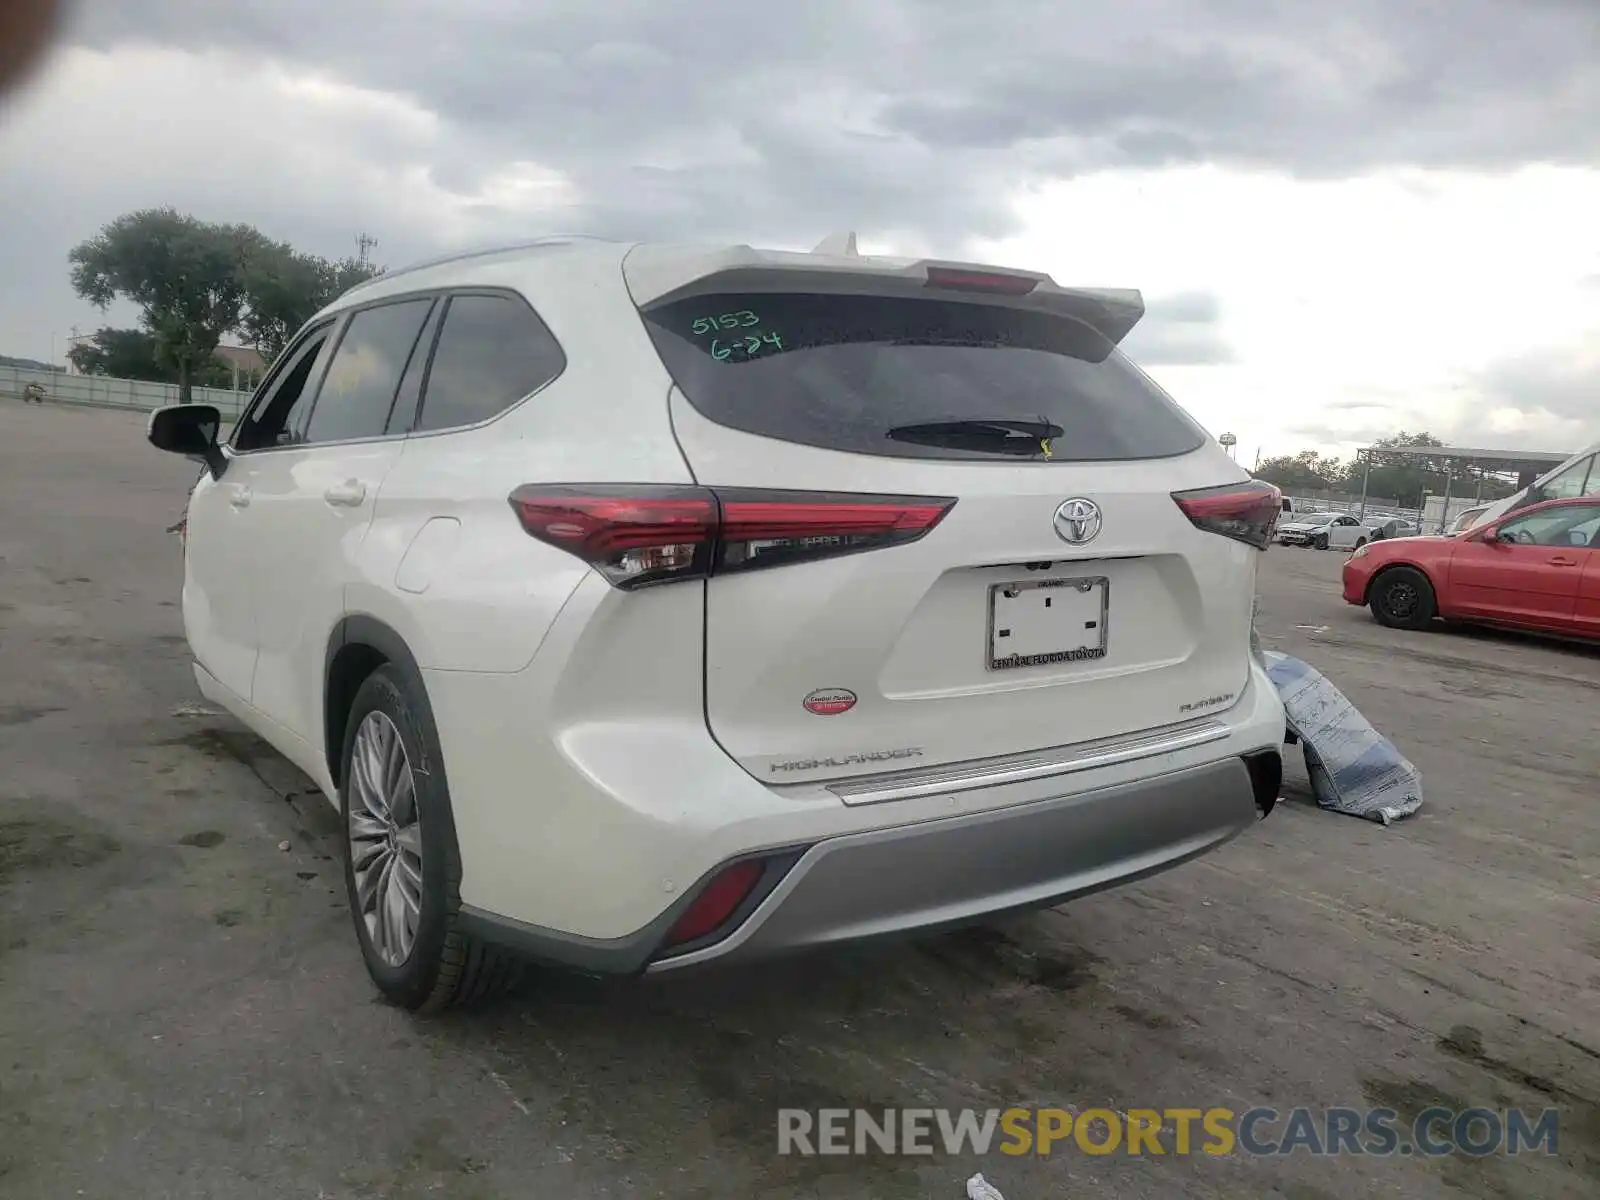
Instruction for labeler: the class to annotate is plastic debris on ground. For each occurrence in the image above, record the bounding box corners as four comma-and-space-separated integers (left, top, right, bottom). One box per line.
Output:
1262, 650, 1424, 825
966, 1174, 1006, 1200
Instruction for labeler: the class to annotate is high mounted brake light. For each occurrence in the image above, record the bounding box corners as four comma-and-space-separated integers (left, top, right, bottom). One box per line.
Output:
922, 266, 1040, 296
1172, 481, 1281, 550
508, 486, 957, 589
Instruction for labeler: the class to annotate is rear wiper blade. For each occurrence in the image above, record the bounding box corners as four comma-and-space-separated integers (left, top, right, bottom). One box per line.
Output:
886, 418, 1064, 457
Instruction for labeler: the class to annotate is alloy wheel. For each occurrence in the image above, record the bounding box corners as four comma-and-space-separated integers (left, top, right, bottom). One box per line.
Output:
347, 711, 424, 967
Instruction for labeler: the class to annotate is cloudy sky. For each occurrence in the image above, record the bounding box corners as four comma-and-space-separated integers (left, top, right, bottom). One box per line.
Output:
1, 0, 1596, 461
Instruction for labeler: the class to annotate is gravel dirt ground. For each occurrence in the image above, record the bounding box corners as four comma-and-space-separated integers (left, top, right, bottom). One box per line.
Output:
1, 399, 1595, 1199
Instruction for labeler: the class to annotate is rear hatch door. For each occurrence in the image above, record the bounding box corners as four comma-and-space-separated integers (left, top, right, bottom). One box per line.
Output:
630, 256, 1274, 786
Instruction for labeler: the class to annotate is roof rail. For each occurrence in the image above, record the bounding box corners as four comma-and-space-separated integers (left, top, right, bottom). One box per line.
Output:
341, 234, 617, 294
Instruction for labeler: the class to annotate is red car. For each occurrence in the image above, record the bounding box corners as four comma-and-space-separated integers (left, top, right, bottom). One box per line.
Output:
1342, 496, 1600, 639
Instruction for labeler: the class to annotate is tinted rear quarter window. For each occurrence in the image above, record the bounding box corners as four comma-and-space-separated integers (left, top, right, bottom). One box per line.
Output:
303, 299, 435, 444
640, 292, 1206, 462
415, 293, 566, 433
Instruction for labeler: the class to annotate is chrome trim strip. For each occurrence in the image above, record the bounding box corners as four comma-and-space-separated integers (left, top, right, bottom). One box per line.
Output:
825, 719, 1231, 806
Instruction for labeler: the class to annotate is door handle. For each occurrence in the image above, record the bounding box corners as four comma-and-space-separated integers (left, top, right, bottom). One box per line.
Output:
1548, 556, 1579, 567
228, 485, 252, 509
323, 480, 368, 507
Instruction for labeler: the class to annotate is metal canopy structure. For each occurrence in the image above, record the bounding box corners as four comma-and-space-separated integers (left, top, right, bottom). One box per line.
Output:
1352, 443, 1571, 525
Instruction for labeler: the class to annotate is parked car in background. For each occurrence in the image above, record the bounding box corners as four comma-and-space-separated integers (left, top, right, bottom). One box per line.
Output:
1278, 511, 1372, 551
1445, 505, 1491, 536
1369, 516, 1421, 541
1343, 496, 1600, 640
1463, 439, 1600, 531
144, 234, 1287, 1011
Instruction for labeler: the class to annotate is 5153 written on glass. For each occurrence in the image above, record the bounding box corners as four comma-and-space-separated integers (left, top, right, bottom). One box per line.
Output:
692, 311, 760, 335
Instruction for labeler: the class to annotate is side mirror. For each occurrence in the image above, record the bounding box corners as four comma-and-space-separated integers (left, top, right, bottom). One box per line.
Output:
147, 404, 226, 479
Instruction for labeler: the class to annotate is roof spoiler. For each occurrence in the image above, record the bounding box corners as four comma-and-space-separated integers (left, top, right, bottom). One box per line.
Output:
626, 242, 1146, 346
812, 231, 860, 257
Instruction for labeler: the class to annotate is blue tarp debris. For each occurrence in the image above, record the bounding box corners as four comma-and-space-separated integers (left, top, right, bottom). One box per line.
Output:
1263, 650, 1424, 825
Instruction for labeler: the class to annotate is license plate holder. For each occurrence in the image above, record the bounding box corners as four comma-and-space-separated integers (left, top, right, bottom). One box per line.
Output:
987, 576, 1109, 671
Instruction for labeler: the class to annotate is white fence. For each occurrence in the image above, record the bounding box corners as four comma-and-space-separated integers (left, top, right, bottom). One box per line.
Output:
1, 365, 251, 418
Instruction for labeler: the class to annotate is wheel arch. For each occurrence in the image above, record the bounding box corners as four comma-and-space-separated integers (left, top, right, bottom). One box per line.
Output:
1363, 558, 1438, 607
324, 615, 437, 789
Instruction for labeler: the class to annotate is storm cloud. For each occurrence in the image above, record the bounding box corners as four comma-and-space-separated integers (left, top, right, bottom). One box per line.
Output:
60, 0, 1600, 249
1478, 339, 1600, 423
1124, 291, 1234, 366
1, 0, 1596, 458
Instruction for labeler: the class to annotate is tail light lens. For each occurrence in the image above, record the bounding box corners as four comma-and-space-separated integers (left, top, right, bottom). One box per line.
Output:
1172, 480, 1281, 550
507, 486, 717, 589
509, 485, 956, 589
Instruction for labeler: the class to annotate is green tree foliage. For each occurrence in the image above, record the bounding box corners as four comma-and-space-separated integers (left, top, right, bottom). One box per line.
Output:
1251, 450, 1351, 493
1251, 431, 1519, 508
68, 208, 380, 402
1357, 431, 1445, 508
69, 209, 261, 404
66, 326, 235, 388
237, 245, 378, 364
1357, 431, 1517, 508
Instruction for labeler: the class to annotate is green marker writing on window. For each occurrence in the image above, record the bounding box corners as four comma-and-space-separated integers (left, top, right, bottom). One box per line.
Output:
693, 311, 761, 336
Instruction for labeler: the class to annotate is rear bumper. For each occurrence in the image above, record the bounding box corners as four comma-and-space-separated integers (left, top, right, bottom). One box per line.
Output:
431, 622, 1287, 975
457, 741, 1282, 976
645, 754, 1273, 972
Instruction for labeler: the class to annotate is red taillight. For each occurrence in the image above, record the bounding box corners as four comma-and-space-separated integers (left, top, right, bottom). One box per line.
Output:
923, 266, 1040, 295
508, 486, 718, 589
717, 489, 954, 573
1172, 481, 1281, 550
663, 859, 765, 948
508, 485, 957, 588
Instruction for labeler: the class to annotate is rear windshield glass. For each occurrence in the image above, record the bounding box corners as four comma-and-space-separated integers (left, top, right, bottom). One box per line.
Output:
640, 291, 1207, 462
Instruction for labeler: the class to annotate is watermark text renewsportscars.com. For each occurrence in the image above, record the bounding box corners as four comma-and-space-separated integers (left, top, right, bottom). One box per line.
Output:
777, 1106, 1562, 1158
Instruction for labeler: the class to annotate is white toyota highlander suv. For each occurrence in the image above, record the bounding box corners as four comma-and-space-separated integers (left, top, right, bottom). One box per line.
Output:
147, 235, 1287, 1011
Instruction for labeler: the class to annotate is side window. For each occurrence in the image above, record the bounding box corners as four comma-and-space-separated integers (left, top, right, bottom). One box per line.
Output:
302, 299, 435, 445
1496, 505, 1595, 547
384, 300, 445, 436
413, 293, 565, 433
1539, 455, 1592, 501
231, 325, 336, 452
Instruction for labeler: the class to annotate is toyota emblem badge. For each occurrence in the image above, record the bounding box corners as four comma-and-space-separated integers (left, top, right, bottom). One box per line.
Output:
1053, 498, 1103, 545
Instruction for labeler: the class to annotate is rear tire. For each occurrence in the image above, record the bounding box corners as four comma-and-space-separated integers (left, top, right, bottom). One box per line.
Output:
1353, 537, 1367, 550
1369, 566, 1436, 631
339, 664, 521, 1012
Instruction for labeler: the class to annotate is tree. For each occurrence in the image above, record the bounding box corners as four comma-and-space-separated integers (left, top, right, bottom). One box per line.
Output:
237, 245, 379, 365
67, 326, 235, 388
1357, 431, 1448, 508
68, 208, 381, 400
69, 208, 262, 404
67, 327, 165, 380
1252, 449, 1350, 493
